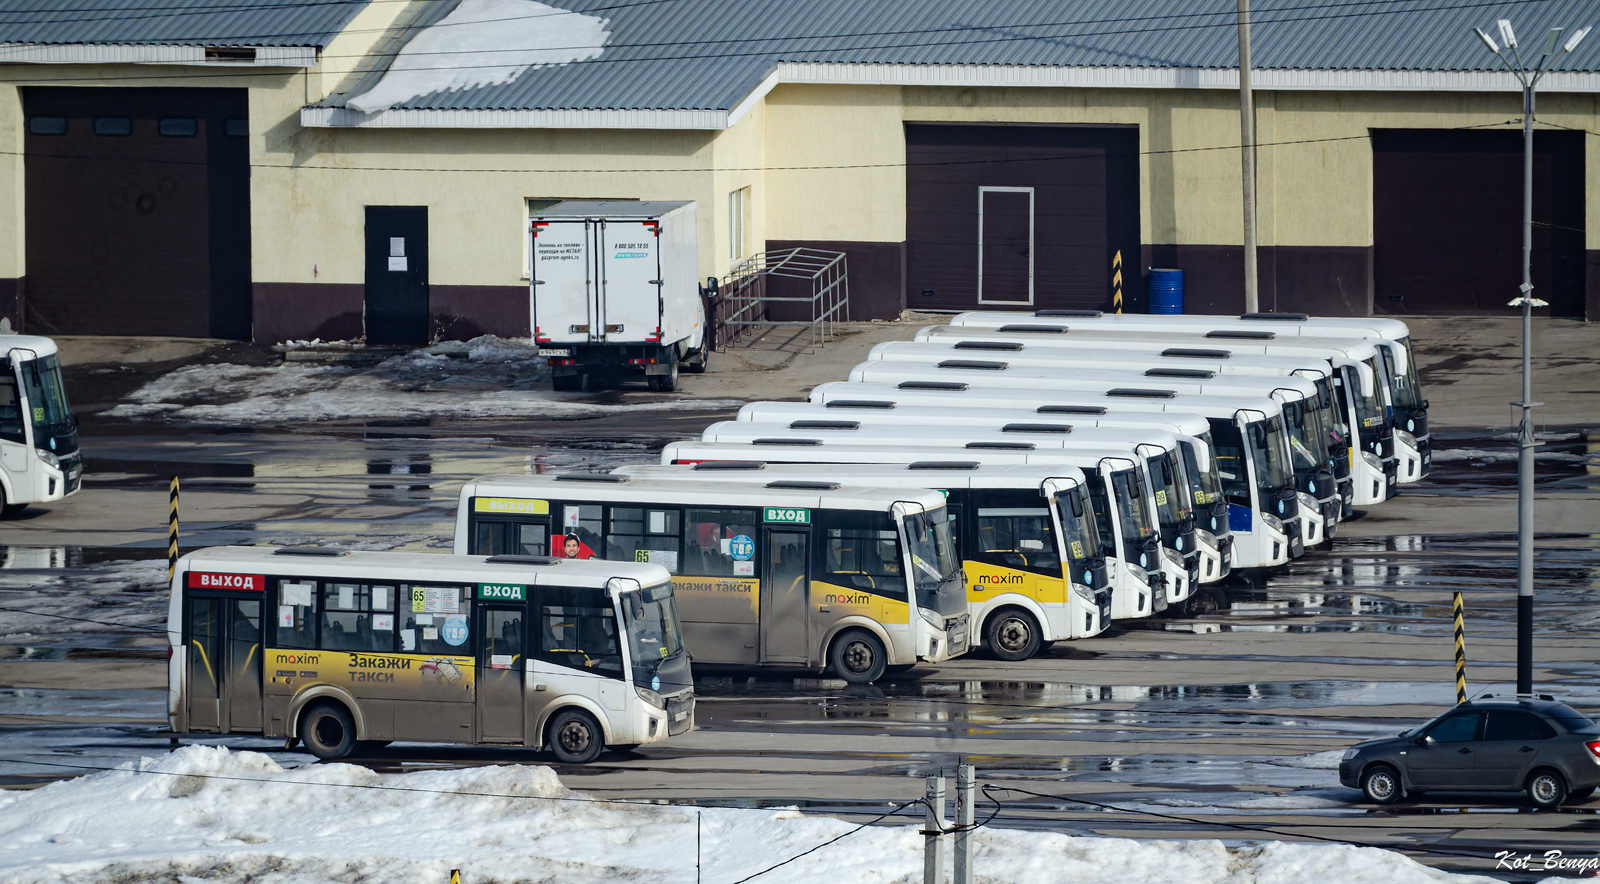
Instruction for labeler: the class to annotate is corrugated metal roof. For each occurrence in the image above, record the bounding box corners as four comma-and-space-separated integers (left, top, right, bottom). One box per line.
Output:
0, 0, 371, 48
321, 0, 1600, 113
324, 0, 1600, 112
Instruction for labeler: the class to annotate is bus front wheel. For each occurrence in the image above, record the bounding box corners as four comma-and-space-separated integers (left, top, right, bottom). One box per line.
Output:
301, 702, 357, 762
548, 709, 605, 764
985, 608, 1042, 661
829, 629, 887, 684
0, 485, 25, 518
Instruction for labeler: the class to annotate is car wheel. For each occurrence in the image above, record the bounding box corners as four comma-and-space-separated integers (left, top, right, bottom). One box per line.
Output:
829, 628, 887, 684
1527, 769, 1567, 809
301, 702, 357, 761
985, 608, 1042, 661
548, 708, 605, 764
1361, 763, 1402, 805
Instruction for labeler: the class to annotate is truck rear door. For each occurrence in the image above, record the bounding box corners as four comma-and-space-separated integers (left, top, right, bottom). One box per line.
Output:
597, 220, 664, 345
531, 218, 596, 345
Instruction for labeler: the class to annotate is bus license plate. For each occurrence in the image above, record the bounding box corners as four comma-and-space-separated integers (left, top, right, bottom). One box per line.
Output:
673, 710, 688, 721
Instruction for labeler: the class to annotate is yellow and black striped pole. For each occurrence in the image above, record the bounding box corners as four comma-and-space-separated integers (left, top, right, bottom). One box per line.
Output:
168, 477, 180, 583
1453, 591, 1467, 704
1111, 250, 1124, 314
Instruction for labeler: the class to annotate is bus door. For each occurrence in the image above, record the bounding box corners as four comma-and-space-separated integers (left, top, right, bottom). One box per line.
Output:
760, 529, 810, 663
183, 593, 263, 733
476, 602, 526, 744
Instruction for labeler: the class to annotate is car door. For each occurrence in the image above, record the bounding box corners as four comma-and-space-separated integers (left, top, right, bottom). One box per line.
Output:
1407, 710, 1482, 789
1474, 710, 1557, 789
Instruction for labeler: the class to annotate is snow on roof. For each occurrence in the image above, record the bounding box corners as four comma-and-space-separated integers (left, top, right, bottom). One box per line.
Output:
345, 0, 609, 114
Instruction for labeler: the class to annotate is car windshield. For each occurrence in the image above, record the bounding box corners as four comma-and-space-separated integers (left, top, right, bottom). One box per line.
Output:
902, 506, 961, 605
1110, 467, 1156, 542
1052, 484, 1102, 563
1247, 416, 1293, 492
621, 582, 685, 686
1181, 438, 1224, 506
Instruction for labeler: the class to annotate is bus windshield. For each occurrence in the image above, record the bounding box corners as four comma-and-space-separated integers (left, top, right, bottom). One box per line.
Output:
902, 507, 963, 613
19, 355, 75, 441
1182, 437, 1224, 507
1310, 377, 1344, 453
1248, 416, 1293, 492
1110, 467, 1156, 543
1281, 399, 1323, 471
1383, 344, 1424, 411
1143, 450, 1192, 526
621, 582, 687, 689
1353, 357, 1387, 433
1052, 485, 1102, 563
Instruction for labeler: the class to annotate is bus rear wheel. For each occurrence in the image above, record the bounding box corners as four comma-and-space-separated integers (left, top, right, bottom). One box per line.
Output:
829, 629, 887, 684
985, 608, 1042, 661
301, 702, 357, 762
548, 708, 604, 764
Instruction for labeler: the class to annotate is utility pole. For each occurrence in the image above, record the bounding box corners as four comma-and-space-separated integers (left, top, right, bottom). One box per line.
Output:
1237, 0, 1259, 313
1472, 20, 1589, 695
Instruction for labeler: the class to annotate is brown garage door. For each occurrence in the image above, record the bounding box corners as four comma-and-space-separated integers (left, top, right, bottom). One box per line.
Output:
906, 124, 1140, 313
23, 87, 251, 338
1373, 129, 1584, 317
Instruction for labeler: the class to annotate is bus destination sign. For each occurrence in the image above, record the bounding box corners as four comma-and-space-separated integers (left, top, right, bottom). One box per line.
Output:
188, 572, 264, 591
478, 583, 527, 602
763, 507, 811, 525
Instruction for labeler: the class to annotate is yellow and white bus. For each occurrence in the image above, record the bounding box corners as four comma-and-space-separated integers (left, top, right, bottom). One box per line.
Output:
169, 547, 692, 763
454, 474, 969, 683
616, 461, 1112, 660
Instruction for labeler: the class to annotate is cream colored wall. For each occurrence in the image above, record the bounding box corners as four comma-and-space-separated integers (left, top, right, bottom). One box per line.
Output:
762, 85, 905, 244
306, 0, 418, 100
0, 86, 22, 279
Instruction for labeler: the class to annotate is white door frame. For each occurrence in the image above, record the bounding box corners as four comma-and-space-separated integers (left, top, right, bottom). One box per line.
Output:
977, 185, 1035, 305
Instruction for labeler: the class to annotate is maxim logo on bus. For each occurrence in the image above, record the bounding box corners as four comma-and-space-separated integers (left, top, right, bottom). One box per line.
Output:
977, 574, 1023, 585
188, 572, 263, 591
824, 592, 870, 606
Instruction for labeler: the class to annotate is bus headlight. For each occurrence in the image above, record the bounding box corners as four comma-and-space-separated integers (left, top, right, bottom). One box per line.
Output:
1072, 582, 1096, 603
36, 450, 60, 469
1261, 512, 1284, 533
1395, 429, 1416, 449
1361, 451, 1382, 471
918, 607, 943, 628
634, 685, 665, 708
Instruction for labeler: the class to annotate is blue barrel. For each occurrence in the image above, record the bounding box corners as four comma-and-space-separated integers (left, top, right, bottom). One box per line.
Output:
1148, 268, 1184, 314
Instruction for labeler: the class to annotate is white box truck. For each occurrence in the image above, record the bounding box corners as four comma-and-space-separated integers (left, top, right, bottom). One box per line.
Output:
530, 200, 709, 391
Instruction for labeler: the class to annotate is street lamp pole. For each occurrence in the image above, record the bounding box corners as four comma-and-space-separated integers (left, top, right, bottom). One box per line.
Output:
1472, 20, 1589, 695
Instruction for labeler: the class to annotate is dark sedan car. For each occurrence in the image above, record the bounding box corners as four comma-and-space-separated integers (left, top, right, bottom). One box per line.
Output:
1339, 696, 1600, 807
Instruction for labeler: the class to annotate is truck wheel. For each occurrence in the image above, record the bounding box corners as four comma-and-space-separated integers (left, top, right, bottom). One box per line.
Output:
684, 327, 710, 374
648, 354, 680, 392
552, 373, 582, 391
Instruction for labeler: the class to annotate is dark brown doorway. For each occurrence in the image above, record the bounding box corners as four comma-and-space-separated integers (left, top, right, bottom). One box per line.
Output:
364, 206, 430, 345
979, 187, 1034, 304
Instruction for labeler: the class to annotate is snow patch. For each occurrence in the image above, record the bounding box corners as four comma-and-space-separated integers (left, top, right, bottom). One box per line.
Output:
0, 746, 1504, 884
347, 0, 609, 114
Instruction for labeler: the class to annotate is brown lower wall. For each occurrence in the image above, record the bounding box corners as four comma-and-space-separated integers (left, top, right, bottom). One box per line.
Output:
252, 282, 364, 343
0, 278, 20, 331
1137, 244, 1373, 316
430, 284, 529, 340
764, 240, 905, 321
1588, 250, 1600, 322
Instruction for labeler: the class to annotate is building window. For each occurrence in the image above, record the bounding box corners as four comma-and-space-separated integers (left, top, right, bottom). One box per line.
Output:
93, 117, 132, 136
27, 116, 66, 136
729, 186, 750, 262
224, 118, 248, 137
159, 118, 198, 137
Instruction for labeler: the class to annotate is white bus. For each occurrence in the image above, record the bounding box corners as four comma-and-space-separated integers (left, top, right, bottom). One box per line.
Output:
697, 418, 1202, 600
454, 474, 969, 683
889, 331, 1356, 525
662, 440, 1169, 620
940, 311, 1424, 483
617, 461, 1112, 659
169, 547, 692, 763
736, 399, 1232, 582
2, 334, 82, 515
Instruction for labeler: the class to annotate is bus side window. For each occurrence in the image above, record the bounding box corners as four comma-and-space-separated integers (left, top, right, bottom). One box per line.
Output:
559, 504, 604, 559
320, 583, 397, 653
400, 585, 471, 656
818, 512, 904, 598
608, 506, 681, 572
0, 375, 23, 444
535, 593, 621, 676
276, 580, 318, 649
684, 507, 759, 577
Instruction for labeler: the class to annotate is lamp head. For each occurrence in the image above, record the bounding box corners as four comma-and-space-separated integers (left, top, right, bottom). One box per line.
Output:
1474, 27, 1500, 54
1498, 18, 1518, 49
1565, 25, 1591, 53
1542, 28, 1564, 56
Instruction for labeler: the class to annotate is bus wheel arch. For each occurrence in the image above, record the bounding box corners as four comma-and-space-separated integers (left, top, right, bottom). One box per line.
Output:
828, 627, 889, 684
299, 701, 358, 762
535, 697, 614, 754
288, 687, 368, 744
0, 474, 22, 518
983, 605, 1043, 661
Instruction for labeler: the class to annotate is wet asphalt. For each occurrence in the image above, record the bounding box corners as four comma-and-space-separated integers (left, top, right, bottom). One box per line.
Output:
0, 411, 1598, 881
